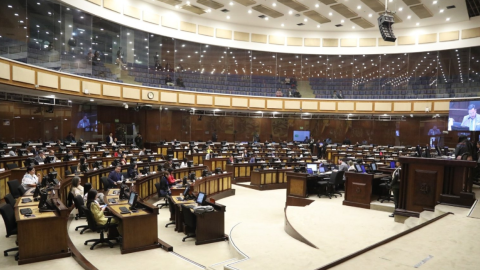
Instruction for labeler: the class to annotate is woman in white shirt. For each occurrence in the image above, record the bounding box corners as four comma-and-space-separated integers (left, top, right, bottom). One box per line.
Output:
347, 160, 355, 171
22, 166, 42, 188
180, 158, 188, 168
71, 176, 104, 203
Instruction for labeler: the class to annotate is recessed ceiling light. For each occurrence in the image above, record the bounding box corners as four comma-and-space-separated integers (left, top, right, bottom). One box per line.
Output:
341, 19, 344, 23
227, 15, 230, 19
446, 17, 450, 21
407, 15, 411, 19
416, 22, 419, 26
304, 18, 307, 22
248, 10, 252, 14
399, 7, 403, 11
265, 17, 269, 20
440, 9, 444, 13
368, 14, 372, 17
317, 24, 320, 28
329, 12, 332, 16
272, 3, 276, 6
433, 1, 437, 4
281, 23, 284, 27
357, 5, 361, 9
315, 4, 319, 8
289, 10, 293, 15
352, 26, 355, 29
229, 1, 233, 5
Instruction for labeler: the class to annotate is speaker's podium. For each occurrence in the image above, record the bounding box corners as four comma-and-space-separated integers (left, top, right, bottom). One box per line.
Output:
395, 157, 477, 218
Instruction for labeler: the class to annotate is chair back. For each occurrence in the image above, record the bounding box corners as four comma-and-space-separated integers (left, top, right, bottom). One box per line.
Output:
101, 176, 111, 191
167, 195, 175, 214
17, 185, 26, 196
329, 172, 339, 184
72, 195, 86, 218
7, 179, 21, 198
4, 194, 16, 208
6, 163, 18, 170
334, 171, 345, 185
84, 183, 92, 195
81, 204, 101, 232
70, 165, 78, 174
0, 204, 18, 237
67, 191, 75, 207
181, 204, 196, 229
65, 170, 71, 177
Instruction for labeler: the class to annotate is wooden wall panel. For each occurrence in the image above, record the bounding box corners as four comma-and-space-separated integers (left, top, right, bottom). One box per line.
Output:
320, 102, 335, 110
374, 103, 392, 112
398, 36, 416, 45
287, 37, 302, 46
356, 102, 373, 111
60, 77, 80, 92
83, 81, 101, 95
143, 12, 160, 24
302, 101, 318, 110
124, 5, 141, 19
179, 93, 195, 104
394, 103, 412, 112
434, 101, 449, 111
122, 87, 140, 100
215, 96, 231, 106
216, 29, 232, 39
197, 95, 213, 105
180, 21, 196, 33
267, 100, 283, 109
12, 66, 34, 84
103, 84, 121, 97
304, 38, 320, 47
162, 16, 178, 29
323, 39, 338, 47
378, 38, 395, 46
234, 31, 250, 42
439, 31, 459, 42
338, 102, 354, 111
250, 99, 266, 108
37, 72, 58, 89
418, 33, 437, 44
198, 25, 214, 37
0, 62, 10, 80
461, 27, 480, 39
252, 34, 267, 44
161, 92, 177, 102
359, 38, 376, 47
104, 0, 122, 13
270, 35, 285, 45
284, 100, 300, 110
232, 98, 248, 107
413, 102, 432, 112
341, 38, 357, 47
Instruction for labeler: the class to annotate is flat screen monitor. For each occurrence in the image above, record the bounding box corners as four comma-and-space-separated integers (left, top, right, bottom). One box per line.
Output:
355, 164, 363, 173
306, 163, 317, 172
196, 192, 206, 205
187, 160, 194, 167
183, 185, 190, 197
360, 165, 366, 173
44, 156, 55, 164
390, 161, 396, 168
448, 99, 480, 131
371, 163, 377, 171
48, 171, 58, 185
33, 186, 40, 198
306, 168, 313, 174
255, 158, 261, 163
319, 166, 326, 173
293, 130, 310, 142
128, 192, 138, 210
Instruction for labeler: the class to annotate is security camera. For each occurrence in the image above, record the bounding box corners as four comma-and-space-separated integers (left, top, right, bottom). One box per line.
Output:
122, 103, 128, 110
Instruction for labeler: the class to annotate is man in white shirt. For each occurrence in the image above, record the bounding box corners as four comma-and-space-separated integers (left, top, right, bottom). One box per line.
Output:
22, 166, 41, 188
8, 147, 17, 156
35, 150, 46, 164
138, 148, 146, 156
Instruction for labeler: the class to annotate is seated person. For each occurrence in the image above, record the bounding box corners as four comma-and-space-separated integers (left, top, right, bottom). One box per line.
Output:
127, 163, 141, 179
165, 74, 174, 86
138, 148, 146, 156
86, 189, 121, 232
77, 157, 90, 173
119, 153, 127, 166
176, 76, 185, 87
275, 88, 283, 97
227, 154, 234, 165
347, 160, 355, 171
159, 173, 171, 196
64, 149, 74, 161
165, 169, 181, 186
71, 176, 104, 203
180, 158, 188, 168
8, 147, 17, 156
34, 150, 46, 163
114, 149, 122, 157
22, 166, 42, 188
48, 149, 58, 162
163, 158, 173, 171
66, 132, 75, 142
107, 165, 123, 186
249, 155, 256, 163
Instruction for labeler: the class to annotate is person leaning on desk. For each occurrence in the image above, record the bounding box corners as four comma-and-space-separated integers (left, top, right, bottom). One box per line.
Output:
164, 168, 181, 186
108, 165, 123, 186
22, 166, 42, 188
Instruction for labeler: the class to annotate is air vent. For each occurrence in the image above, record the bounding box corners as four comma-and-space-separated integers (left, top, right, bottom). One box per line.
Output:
156, 0, 183, 6
297, 23, 305, 26
303, 10, 331, 24
318, 0, 337, 5
446, 5, 456, 9
410, 4, 433, 19
360, 0, 385, 12
197, 0, 224, 9
277, 0, 309, 12
402, 0, 421, 5
221, 9, 230, 12
258, 15, 267, 18
335, 24, 343, 27
252, 4, 284, 18
330, 3, 358, 18
350, 17, 374, 29
233, 0, 257, 6
182, 4, 206, 14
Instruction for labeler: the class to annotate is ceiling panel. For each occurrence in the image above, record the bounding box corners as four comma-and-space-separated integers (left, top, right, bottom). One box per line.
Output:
197, 0, 224, 9
410, 4, 434, 19
361, 0, 385, 12
277, 0, 309, 12
304, 10, 331, 24
252, 4, 284, 18
233, 0, 257, 7
351, 17, 375, 28
156, 0, 182, 6
330, 3, 359, 18
182, 4, 206, 14
318, 0, 338, 5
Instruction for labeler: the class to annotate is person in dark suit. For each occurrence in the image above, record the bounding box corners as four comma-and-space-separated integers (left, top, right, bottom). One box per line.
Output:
107, 165, 123, 186
343, 138, 351, 145
461, 104, 480, 131
134, 133, 143, 148
127, 163, 140, 178
66, 132, 75, 142
389, 161, 401, 218
176, 76, 185, 87
106, 132, 114, 145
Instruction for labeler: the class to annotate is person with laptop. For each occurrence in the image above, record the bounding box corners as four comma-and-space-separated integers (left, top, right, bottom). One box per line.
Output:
389, 161, 401, 218
22, 166, 42, 188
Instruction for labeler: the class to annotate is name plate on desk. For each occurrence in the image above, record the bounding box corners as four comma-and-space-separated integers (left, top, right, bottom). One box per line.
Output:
93, 168, 97, 171
66, 145, 71, 147
72, 158, 77, 161
28, 153, 33, 156
175, 147, 180, 149
92, 156, 97, 159
102, 144, 106, 147
268, 167, 273, 170
106, 155, 112, 158
199, 164, 203, 166
55, 160, 61, 163
0, 168, 5, 172
223, 171, 227, 174
198, 151, 203, 153
212, 173, 215, 176
137, 161, 143, 163
243, 161, 248, 163
128, 154, 133, 156
2, 155, 10, 157
120, 144, 125, 146
38, 162, 44, 165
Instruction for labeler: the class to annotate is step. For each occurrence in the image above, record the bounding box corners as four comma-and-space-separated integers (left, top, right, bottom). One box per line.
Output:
418, 210, 436, 224
370, 201, 394, 213
403, 216, 420, 230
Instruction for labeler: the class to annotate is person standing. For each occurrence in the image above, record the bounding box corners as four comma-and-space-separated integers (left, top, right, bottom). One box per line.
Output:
134, 133, 143, 148
389, 161, 401, 218
309, 137, 315, 155
106, 132, 114, 145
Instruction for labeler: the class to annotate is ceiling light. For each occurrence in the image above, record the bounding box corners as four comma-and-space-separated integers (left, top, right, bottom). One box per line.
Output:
357, 5, 361, 9
341, 19, 344, 23
329, 12, 332, 16
317, 24, 320, 28
368, 14, 372, 17
227, 15, 230, 19
433, 1, 437, 4
407, 15, 411, 19
399, 7, 403, 11
352, 26, 355, 29
265, 17, 269, 20
446, 18, 450, 21
281, 23, 284, 27
229, 2, 233, 5
248, 10, 252, 14
416, 22, 419, 26
440, 9, 444, 13
304, 18, 307, 22
289, 10, 293, 15
315, 4, 319, 8
272, 3, 276, 6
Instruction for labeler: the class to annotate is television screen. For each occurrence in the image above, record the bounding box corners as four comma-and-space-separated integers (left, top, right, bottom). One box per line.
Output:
319, 167, 325, 173
371, 163, 377, 171
355, 164, 362, 172
390, 161, 396, 168
293, 130, 310, 142
306, 163, 317, 172
448, 99, 480, 131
